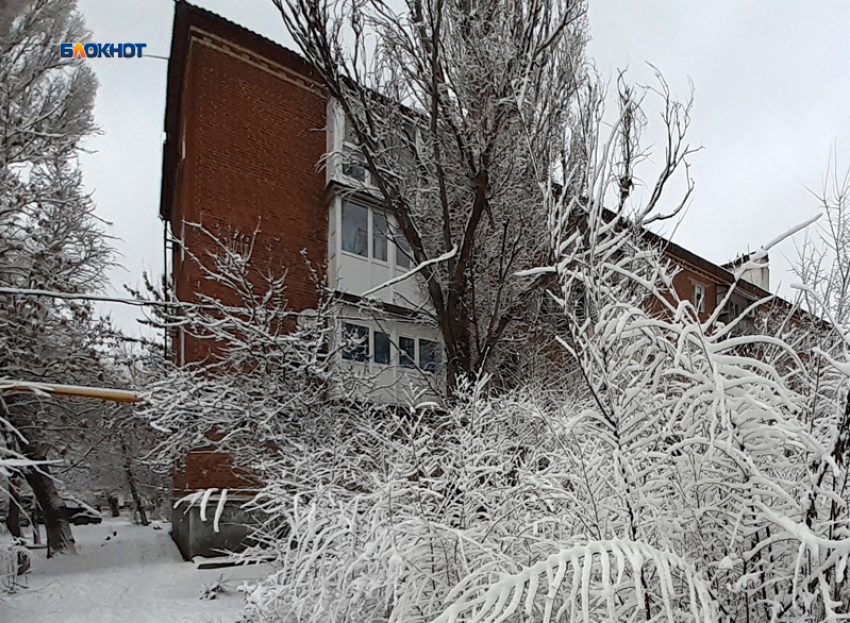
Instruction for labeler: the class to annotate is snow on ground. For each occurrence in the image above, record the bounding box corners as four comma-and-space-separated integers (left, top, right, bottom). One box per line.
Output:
1, 517, 269, 623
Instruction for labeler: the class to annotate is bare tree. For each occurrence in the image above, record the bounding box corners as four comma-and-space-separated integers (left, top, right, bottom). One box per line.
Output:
274, 0, 588, 389
0, 0, 111, 556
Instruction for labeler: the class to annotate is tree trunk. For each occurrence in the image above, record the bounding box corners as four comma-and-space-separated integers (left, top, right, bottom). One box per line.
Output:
23, 460, 76, 556
2, 400, 73, 554
5, 477, 22, 539
30, 501, 41, 546
120, 433, 148, 526
107, 493, 120, 518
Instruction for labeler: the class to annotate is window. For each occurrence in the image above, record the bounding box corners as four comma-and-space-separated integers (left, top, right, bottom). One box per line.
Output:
419, 339, 441, 372
340, 323, 442, 374
342, 145, 368, 183
374, 331, 390, 364
574, 296, 586, 323
693, 284, 705, 313
342, 202, 368, 257
373, 212, 388, 262
341, 201, 411, 267
339, 112, 372, 186
342, 323, 369, 362
395, 231, 412, 269
399, 336, 416, 368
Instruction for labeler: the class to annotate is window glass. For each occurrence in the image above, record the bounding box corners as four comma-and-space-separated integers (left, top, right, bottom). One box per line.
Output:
374, 331, 390, 364
419, 339, 441, 372
693, 284, 705, 313
342, 144, 367, 182
399, 336, 415, 368
343, 115, 360, 144
342, 323, 369, 362
395, 232, 412, 269
342, 201, 368, 257
373, 212, 388, 261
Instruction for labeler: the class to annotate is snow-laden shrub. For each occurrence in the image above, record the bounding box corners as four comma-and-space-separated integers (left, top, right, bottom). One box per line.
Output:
141, 105, 850, 622
239, 383, 550, 623
235, 383, 709, 623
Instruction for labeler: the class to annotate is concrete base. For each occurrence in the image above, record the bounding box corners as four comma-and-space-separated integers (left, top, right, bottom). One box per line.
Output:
170, 500, 255, 560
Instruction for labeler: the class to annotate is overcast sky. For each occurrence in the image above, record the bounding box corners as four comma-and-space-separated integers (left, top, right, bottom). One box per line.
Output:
74, 0, 850, 335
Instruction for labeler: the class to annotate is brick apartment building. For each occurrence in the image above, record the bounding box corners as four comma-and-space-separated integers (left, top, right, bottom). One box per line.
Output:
159, 2, 783, 556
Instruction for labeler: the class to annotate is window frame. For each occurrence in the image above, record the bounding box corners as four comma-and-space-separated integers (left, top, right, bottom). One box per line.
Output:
418, 338, 442, 372
693, 283, 706, 314
374, 330, 391, 365
398, 335, 416, 369
338, 110, 375, 188
338, 322, 443, 375
341, 201, 369, 258
341, 322, 370, 362
339, 199, 410, 270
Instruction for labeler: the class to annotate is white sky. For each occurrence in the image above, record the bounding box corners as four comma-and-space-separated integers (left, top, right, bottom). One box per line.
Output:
75, 0, 850, 335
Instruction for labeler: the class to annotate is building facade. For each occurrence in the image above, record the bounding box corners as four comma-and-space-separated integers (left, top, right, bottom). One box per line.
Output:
160, 3, 448, 555
159, 2, 781, 557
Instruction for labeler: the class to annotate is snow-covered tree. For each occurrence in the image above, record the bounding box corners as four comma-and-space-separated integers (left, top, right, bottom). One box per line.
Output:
232, 66, 715, 623
430, 88, 849, 623
0, 0, 111, 556
137, 225, 361, 495
274, 0, 588, 390
227, 63, 850, 623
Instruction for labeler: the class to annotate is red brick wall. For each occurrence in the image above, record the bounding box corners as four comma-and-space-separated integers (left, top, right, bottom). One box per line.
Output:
167, 34, 328, 490
646, 262, 718, 323
171, 36, 328, 364
173, 450, 259, 497
671, 266, 717, 322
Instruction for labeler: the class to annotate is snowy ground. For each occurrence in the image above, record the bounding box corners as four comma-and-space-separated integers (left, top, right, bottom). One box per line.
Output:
1, 517, 269, 623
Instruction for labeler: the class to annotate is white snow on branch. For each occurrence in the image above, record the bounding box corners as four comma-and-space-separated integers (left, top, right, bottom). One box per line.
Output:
360, 246, 457, 298
732, 213, 822, 279
213, 489, 228, 534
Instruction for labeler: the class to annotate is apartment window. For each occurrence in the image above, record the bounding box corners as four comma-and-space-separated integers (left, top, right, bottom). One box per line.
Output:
419, 339, 442, 372
374, 331, 391, 364
342, 145, 368, 183
342, 323, 442, 373
399, 336, 416, 368
339, 112, 372, 186
342, 202, 368, 257
693, 284, 705, 313
342, 323, 369, 362
341, 200, 410, 268
373, 212, 388, 262
395, 231, 412, 269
